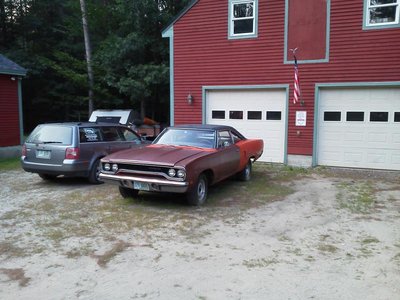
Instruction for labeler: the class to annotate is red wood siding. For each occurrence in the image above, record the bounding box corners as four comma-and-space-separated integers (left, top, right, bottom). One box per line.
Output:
0, 75, 20, 147
172, 0, 400, 156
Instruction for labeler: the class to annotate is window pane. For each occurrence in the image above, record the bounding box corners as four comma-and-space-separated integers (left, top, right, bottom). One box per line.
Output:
80, 127, 101, 143
212, 110, 225, 119
233, 3, 254, 18
234, 19, 254, 34
248, 111, 262, 120
370, 112, 388, 122
370, 0, 396, 5
229, 111, 243, 119
346, 112, 364, 122
324, 111, 341, 121
395, 112, 400, 122
369, 7, 396, 24
120, 128, 140, 142
266, 111, 282, 120
101, 127, 123, 141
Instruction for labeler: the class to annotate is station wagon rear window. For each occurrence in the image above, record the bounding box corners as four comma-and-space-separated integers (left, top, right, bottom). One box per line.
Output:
27, 125, 73, 145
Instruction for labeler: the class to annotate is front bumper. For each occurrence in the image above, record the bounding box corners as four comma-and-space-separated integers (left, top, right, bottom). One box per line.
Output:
99, 172, 189, 193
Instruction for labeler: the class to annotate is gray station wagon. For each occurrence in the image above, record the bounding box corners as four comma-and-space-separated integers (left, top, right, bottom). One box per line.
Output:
21, 122, 146, 183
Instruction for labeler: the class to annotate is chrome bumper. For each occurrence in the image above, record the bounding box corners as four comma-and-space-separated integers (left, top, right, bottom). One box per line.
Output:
99, 172, 189, 193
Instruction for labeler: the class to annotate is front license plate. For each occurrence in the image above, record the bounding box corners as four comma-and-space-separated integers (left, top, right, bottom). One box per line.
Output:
133, 181, 150, 191
36, 150, 51, 159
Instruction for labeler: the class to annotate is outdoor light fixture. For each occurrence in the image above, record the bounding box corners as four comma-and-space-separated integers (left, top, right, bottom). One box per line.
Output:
187, 92, 193, 105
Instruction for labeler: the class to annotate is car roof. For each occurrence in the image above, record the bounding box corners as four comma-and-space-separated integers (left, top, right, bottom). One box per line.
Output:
37, 122, 130, 128
172, 124, 236, 131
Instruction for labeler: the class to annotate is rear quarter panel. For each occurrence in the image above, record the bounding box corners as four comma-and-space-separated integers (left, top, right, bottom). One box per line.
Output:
236, 139, 264, 170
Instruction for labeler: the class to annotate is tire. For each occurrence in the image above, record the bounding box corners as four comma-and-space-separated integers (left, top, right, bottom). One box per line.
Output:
186, 174, 208, 206
119, 186, 139, 199
238, 160, 252, 181
88, 158, 103, 184
38, 173, 58, 180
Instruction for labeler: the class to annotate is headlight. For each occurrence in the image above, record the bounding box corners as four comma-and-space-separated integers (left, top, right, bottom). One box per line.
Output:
104, 163, 110, 171
177, 170, 186, 179
112, 164, 118, 172
168, 168, 176, 177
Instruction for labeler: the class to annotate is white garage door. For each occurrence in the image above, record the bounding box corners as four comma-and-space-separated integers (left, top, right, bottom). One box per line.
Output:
206, 89, 287, 163
317, 87, 400, 170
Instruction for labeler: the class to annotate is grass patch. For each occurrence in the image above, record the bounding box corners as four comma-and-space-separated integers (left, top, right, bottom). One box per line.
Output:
336, 181, 376, 214
0, 157, 21, 171
243, 257, 279, 268
0, 268, 30, 287
318, 243, 339, 254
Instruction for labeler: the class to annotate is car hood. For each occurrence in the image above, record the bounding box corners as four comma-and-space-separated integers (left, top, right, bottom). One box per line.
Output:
102, 144, 214, 167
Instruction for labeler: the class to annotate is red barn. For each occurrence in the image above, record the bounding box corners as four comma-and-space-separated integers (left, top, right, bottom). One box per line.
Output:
162, 0, 400, 171
0, 55, 27, 148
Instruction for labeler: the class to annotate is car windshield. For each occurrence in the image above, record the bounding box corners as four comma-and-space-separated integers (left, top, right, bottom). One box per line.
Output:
155, 128, 216, 148
27, 125, 73, 145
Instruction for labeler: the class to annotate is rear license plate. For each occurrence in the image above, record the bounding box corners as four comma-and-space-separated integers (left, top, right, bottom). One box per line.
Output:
133, 181, 150, 191
36, 150, 51, 159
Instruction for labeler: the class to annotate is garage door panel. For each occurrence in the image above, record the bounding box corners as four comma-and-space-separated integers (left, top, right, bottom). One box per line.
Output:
318, 87, 400, 170
206, 89, 286, 163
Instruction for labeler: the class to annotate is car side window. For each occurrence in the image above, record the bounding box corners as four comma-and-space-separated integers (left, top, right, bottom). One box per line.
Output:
217, 130, 233, 148
101, 127, 123, 142
80, 127, 102, 143
231, 131, 242, 144
119, 128, 140, 143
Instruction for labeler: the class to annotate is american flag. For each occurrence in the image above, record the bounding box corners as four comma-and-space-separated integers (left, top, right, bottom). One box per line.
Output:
293, 55, 301, 104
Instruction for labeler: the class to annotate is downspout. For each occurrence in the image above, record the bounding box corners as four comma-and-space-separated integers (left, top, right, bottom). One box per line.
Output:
18, 77, 24, 145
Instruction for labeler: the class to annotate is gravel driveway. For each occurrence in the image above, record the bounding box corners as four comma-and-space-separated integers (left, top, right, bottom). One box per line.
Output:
0, 164, 399, 299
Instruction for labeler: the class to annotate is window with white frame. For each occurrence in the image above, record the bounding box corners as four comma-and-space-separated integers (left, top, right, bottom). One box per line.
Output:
229, 0, 258, 38
366, 0, 400, 27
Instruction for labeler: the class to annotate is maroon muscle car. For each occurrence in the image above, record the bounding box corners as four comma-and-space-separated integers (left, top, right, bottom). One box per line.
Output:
99, 125, 264, 205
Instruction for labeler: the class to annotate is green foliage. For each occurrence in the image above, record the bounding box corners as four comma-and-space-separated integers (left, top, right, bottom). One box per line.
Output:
0, 158, 21, 171
1, 0, 190, 131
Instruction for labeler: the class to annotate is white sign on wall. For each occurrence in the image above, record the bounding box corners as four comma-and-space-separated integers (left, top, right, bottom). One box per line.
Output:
296, 111, 307, 126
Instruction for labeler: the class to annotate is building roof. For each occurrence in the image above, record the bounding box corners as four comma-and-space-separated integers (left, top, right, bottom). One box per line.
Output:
0, 54, 27, 76
162, 0, 199, 35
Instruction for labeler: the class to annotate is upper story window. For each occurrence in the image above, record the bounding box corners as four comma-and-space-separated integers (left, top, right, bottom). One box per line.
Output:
229, 0, 258, 39
365, 0, 400, 28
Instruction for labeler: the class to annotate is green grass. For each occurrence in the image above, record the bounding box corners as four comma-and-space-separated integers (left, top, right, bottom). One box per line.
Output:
0, 157, 21, 171
336, 181, 376, 214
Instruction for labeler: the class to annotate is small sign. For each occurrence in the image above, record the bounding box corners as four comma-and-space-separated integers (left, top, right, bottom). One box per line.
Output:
296, 111, 307, 126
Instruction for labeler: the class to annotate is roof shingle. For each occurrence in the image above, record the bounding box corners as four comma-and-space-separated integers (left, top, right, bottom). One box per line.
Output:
0, 54, 27, 76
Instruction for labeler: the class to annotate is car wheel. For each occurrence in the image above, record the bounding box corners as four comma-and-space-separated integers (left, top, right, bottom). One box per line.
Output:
88, 158, 103, 184
38, 173, 58, 180
119, 186, 139, 198
186, 173, 208, 206
238, 160, 252, 181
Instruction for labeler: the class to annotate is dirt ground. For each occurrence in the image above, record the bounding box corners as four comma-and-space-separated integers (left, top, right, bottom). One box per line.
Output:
0, 164, 399, 300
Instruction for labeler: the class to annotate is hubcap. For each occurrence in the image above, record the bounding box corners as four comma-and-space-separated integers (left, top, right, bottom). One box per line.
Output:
197, 179, 206, 201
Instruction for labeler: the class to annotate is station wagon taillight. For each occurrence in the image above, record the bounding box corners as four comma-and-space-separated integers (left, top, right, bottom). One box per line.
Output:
65, 147, 80, 159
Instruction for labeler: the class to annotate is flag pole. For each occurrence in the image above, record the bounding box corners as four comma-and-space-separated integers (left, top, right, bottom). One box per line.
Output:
289, 48, 304, 106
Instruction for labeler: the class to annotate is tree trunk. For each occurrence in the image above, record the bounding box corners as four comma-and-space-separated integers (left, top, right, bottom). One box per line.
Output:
79, 0, 94, 115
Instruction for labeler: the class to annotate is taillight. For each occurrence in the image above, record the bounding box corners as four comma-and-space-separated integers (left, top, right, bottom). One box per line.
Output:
65, 147, 80, 159
21, 144, 27, 157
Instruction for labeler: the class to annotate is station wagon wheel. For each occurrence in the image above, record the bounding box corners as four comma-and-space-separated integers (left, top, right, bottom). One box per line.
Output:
238, 160, 252, 181
187, 173, 208, 206
88, 158, 103, 184
119, 186, 139, 199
